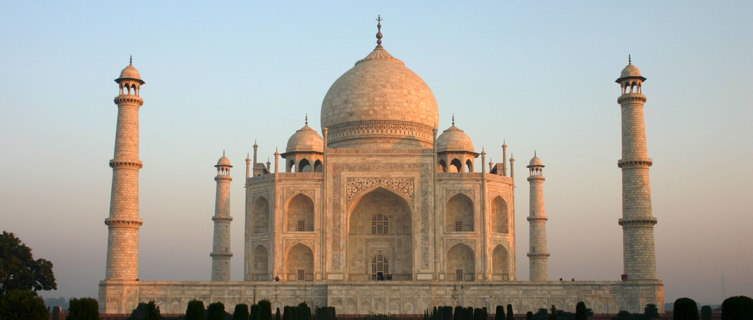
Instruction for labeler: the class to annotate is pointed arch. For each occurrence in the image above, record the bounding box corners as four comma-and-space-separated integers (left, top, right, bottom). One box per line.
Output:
492, 244, 510, 281
285, 243, 313, 281
314, 159, 323, 172
252, 196, 269, 234
438, 159, 447, 172
465, 159, 473, 172
299, 158, 311, 172
449, 158, 462, 172
491, 196, 509, 233
287, 160, 295, 172
286, 193, 314, 231
447, 243, 474, 281
252, 245, 269, 280
348, 187, 413, 280
446, 193, 474, 232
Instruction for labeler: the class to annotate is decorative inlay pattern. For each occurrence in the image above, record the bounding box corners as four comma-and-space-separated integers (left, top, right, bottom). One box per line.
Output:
346, 177, 414, 206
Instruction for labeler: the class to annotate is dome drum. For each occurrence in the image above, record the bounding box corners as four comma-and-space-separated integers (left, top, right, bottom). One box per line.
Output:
325, 120, 435, 149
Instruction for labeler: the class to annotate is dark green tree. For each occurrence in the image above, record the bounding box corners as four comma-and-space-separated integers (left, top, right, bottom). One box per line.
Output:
275, 307, 281, 320
506, 305, 514, 320
611, 311, 630, 320
473, 308, 484, 320
67, 297, 100, 320
0, 289, 48, 320
526, 311, 533, 320
283, 306, 292, 320
673, 297, 698, 320
207, 301, 226, 320
453, 306, 462, 320
532, 308, 548, 320
700, 305, 711, 320
251, 303, 260, 320
548, 305, 558, 320
495, 305, 505, 320
643, 303, 658, 319
185, 300, 205, 320
298, 302, 312, 320
233, 303, 249, 320
722, 296, 753, 320
575, 302, 587, 320
259, 300, 272, 320
144, 301, 161, 320
0, 231, 57, 295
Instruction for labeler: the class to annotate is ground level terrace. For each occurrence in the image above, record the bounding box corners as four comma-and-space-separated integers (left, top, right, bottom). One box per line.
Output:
99, 280, 663, 315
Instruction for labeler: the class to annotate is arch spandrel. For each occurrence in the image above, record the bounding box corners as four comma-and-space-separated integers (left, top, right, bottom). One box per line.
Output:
345, 177, 415, 209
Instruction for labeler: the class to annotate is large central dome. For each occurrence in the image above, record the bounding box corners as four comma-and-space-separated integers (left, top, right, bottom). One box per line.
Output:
321, 40, 439, 149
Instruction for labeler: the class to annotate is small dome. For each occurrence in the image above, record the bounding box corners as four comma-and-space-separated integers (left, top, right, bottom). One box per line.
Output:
528, 155, 544, 167
620, 63, 642, 78
286, 124, 324, 153
216, 154, 231, 166
437, 124, 474, 153
119, 64, 142, 80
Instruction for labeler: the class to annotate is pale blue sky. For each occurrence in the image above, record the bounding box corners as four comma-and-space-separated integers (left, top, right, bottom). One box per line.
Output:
1, 1, 751, 306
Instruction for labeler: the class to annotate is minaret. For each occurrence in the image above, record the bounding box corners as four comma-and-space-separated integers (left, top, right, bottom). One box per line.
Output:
211, 152, 233, 281
526, 153, 549, 281
616, 57, 657, 280
105, 57, 145, 281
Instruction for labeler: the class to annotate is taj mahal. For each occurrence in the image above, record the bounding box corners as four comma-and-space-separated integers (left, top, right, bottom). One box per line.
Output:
99, 19, 663, 315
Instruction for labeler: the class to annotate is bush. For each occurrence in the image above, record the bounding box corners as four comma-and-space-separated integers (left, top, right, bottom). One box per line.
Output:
526, 311, 533, 320
314, 306, 336, 320
506, 305, 514, 320
495, 305, 505, 320
575, 302, 587, 320
144, 301, 161, 320
259, 300, 273, 320
700, 305, 711, 320
722, 296, 753, 320
233, 304, 249, 320
68, 297, 100, 320
0, 289, 48, 320
275, 307, 281, 320
298, 302, 312, 320
207, 301, 226, 320
185, 300, 205, 320
644, 304, 658, 319
673, 297, 698, 320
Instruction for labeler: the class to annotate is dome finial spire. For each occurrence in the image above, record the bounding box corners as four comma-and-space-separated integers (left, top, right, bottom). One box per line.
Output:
628, 54, 632, 65
452, 113, 455, 126
129, 55, 133, 66
376, 15, 383, 46
305, 113, 309, 126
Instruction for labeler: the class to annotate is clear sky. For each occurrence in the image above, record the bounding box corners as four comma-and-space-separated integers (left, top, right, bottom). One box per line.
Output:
1, 1, 751, 307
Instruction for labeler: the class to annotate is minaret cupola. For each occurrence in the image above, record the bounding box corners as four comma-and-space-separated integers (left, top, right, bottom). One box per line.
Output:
616, 55, 646, 95
116, 56, 145, 97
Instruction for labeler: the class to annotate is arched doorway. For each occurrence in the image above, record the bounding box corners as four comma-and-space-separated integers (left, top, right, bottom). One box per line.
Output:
492, 245, 510, 281
447, 243, 474, 281
446, 194, 474, 232
287, 194, 314, 231
491, 196, 509, 233
252, 245, 269, 280
285, 243, 313, 281
348, 187, 412, 280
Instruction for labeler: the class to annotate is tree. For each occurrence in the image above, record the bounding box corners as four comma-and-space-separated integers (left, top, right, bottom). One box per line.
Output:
722, 296, 753, 320
700, 305, 711, 320
526, 311, 533, 320
673, 297, 698, 320
298, 302, 312, 320
275, 307, 281, 320
0, 231, 57, 295
233, 303, 249, 320
68, 297, 100, 320
207, 301, 226, 320
144, 301, 161, 320
548, 305, 558, 320
644, 303, 658, 319
495, 305, 505, 320
0, 289, 48, 320
506, 305, 514, 320
185, 300, 205, 320
575, 302, 587, 320
259, 299, 272, 320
